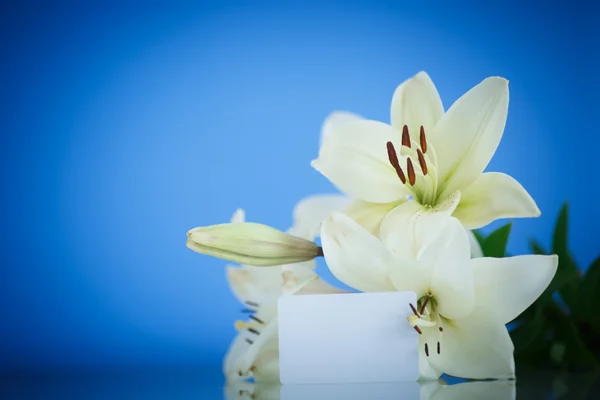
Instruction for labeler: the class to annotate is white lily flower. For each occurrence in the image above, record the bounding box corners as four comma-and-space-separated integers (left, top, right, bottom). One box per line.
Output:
312, 72, 540, 235
224, 198, 347, 382
321, 212, 558, 380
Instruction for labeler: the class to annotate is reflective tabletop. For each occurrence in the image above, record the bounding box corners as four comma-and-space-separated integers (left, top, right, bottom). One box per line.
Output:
2, 368, 599, 399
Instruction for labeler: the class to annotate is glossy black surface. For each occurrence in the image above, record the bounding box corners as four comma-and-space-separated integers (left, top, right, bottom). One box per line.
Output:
2, 368, 599, 399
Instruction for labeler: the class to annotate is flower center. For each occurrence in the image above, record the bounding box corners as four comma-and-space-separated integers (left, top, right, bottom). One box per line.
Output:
386, 125, 439, 205
407, 295, 444, 357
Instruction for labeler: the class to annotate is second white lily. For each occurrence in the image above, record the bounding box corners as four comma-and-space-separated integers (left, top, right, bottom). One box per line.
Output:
321, 212, 558, 380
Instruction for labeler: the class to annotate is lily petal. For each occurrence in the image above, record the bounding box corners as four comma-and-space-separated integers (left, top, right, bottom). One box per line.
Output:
433, 77, 509, 200
226, 265, 283, 319
313, 120, 412, 203
467, 229, 483, 258
429, 218, 474, 320
233, 318, 280, 377
295, 276, 347, 295
390, 71, 444, 136
321, 110, 363, 145
224, 332, 253, 380
321, 212, 396, 292
345, 199, 399, 236
470, 255, 558, 324
230, 208, 246, 223
280, 264, 319, 295
453, 172, 541, 229
250, 334, 280, 382
419, 352, 442, 381
380, 192, 460, 260
427, 313, 515, 380
289, 194, 351, 241
388, 257, 432, 299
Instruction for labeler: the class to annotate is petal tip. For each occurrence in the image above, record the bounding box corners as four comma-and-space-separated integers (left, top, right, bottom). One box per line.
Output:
485, 76, 509, 89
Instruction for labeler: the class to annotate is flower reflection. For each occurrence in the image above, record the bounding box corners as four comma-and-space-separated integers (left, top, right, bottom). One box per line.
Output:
224, 379, 516, 400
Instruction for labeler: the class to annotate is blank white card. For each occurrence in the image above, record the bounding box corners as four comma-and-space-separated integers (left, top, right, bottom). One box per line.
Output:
278, 291, 419, 385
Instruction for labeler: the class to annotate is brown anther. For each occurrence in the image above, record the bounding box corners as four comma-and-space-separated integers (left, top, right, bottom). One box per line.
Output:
386, 141, 406, 184
407, 158, 416, 186
425, 343, 429, 357
420, 126, 427, 153
419, 297, 430, 314
249, 366, 256, 372
437, 342, 441, 354
402, 125, 411, 148
414, 325, 422, 335
439, 327, 444, 332
245, 301, 259, 307
245, 338, 254, 345
248, 328, 260, 335
409, 303, 419, 316
250, 315, 264, 324
417, 149, 428, 175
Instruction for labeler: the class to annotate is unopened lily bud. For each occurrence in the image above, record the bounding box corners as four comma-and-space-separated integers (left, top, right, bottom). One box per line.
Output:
186, 222, 322, 266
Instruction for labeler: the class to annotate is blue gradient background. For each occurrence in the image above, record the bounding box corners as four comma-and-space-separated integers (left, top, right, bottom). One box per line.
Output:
1, 0, 598, 374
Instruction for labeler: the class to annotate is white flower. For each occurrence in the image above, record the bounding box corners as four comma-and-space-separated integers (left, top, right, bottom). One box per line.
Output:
321, 212, 558, 380
224, 196, 347, 382
313, 72, 540, 236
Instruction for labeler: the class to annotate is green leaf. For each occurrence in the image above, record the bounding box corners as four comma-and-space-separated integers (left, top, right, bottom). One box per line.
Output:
577, 257, 600, 330
540, 263, 580, 304
472, 229, 485, 249
551, 204, 580, 309
511, 309, 546, 354
529, 239, 547, 255
554, 316, 600, 371
481, 223, 512, 257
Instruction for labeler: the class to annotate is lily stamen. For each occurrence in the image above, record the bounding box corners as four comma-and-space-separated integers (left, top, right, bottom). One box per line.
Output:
386, 141, 407, 184
409, 303, 419, 316
419, 125, 427, 153
249, 315, 264, 324
417, 149, 428, 175
246, 338, 254, 345
248, 328, 260, 335
245, 301, 259, 307
407, 158, 416, 186
437, 342, 441, 354
402, 125, 411, 148
425, 343, 429, 357
419, 297, 430, 314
